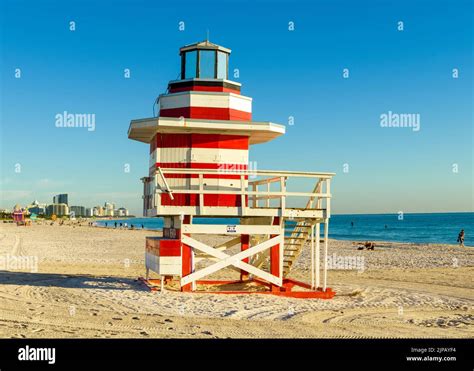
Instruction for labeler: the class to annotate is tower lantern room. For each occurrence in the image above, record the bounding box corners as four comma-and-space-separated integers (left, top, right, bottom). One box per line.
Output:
128, 41, 335, 298
180, 40, 230, 80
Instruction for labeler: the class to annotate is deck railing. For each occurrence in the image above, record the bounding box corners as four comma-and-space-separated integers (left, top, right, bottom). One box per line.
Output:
141, 168, 334, 218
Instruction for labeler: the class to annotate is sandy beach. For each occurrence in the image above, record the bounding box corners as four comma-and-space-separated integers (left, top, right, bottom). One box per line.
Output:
0, 222, 472, 338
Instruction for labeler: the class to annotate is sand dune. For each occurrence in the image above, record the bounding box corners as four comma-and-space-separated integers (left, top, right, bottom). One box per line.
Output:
0, 223, 472, 338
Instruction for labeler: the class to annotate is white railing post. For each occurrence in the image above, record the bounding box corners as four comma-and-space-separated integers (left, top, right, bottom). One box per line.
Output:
316, 222, 320, 289
323, 220, 328, 292
326, 178, 331, 218
266, 182, 270, 208
198, 173, 204, 215
280, 177, 286, 214
311, 224, 315, 290
240, 175, 246, 216
252, 182, 257, 208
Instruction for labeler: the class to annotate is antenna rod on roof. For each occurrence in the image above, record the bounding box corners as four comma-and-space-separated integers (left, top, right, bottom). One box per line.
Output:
206, 29, 209, 42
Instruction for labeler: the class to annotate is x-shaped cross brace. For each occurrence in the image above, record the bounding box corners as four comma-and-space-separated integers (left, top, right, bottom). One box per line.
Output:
180, 235, 283, 287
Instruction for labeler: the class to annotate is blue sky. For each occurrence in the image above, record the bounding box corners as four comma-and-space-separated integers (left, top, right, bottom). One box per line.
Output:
0, 0, 472, 215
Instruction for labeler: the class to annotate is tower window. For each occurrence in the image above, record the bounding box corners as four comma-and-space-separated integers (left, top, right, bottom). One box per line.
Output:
184, 50, 197, 79
199, 50, 215, 78
217, 51, 227, 79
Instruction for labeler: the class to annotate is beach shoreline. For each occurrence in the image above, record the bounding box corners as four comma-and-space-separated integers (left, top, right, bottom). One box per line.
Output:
0, 222, 472, 338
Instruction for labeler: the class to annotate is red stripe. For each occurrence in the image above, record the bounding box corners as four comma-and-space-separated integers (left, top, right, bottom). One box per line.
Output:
271, 217, 280, 290
160, 107, 251, 121
153, 133, 249, 150
152, 161, 249, 207
169, 86, 240, 95
182, 216, 192, 291
161, 194, 245, 207
190, 134, 249, 149
151, 162, 248, 179
159, 239, 182, 256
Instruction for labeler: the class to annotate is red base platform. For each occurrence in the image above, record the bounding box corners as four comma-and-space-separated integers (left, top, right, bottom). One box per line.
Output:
138, 277, 336, 299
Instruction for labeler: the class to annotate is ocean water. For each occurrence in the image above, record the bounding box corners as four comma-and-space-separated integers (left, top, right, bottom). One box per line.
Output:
96, 212, 473, 246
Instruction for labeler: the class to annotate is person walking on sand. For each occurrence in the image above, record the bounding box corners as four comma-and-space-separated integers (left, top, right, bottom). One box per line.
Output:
457, 229, 465, 247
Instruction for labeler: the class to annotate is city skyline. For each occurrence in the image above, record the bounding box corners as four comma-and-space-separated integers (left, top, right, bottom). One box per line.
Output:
3, 192, 130, 218
1, 0, 472, 216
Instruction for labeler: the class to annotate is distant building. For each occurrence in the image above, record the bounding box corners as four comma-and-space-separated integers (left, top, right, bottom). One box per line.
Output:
116, 207, 129, 217
70, 206, 86, 217
46, 203, 69, 216
28, 206, 46, 215
93, 206, 103, 217
104, 202, 115, 217
85, 208, 93, 217
27, 200, 47, 215
53, 194, 68, 206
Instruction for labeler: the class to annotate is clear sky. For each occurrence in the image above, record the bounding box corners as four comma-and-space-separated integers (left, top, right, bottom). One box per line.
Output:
0, 0, 472, 215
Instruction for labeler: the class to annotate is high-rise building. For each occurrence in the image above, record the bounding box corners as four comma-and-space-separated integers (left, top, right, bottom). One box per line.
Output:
70, 206, 86, 217
46, 203, 69, 216
53, 194, 68, 205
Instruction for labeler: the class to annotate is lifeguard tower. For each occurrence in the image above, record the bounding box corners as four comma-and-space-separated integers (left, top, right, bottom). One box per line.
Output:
128, 41, 335, 298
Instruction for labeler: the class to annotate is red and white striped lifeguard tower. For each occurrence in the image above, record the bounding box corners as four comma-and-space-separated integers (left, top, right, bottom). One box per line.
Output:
128, 40, 335, 298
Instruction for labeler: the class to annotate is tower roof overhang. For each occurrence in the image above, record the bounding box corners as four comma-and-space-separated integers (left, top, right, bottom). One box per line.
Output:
128, 117, 285, 145
180, 40, 231, 54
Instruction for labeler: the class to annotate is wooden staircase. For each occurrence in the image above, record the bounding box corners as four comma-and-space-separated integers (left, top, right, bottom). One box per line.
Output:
251, 178, 325, 278
282, 220, 313, 277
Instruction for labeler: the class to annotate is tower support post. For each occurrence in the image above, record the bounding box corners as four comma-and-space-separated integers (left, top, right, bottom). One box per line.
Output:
240, 234, 250, 280
270, 216, 281, 293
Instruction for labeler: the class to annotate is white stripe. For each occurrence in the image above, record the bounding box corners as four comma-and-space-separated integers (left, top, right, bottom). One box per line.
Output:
159, 257, 182, 265
158, 265, 182, 275
153, 148, 248, 165
190, 148, 248, 164
160, 92, 252, 113
146, 252, 182, 275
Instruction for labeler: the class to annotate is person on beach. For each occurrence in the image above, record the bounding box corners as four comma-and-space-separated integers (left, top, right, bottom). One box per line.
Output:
114, 222, 117, 228
141, 224, 144, 229
105, 222, 108, 228
457, 229, 465, 247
